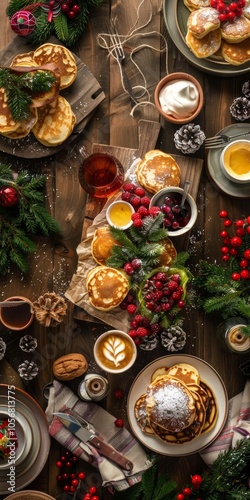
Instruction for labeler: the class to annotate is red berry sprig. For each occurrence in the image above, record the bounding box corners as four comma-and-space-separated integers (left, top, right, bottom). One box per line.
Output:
56, 450, 100, 498
219, 211, 250, 281
176, 474, 203, 499
210, 0, 246, 22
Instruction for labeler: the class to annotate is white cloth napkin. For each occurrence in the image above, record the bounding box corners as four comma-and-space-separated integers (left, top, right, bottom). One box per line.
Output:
200, 380, 250, 466
46, 380, 152, 492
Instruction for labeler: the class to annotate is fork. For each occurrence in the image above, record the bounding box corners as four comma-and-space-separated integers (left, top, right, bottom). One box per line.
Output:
205, 130, 250, 148
109, 21, 138, 104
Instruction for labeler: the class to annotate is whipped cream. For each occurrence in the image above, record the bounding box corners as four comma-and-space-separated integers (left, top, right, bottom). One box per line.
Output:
159, 79, 199, 119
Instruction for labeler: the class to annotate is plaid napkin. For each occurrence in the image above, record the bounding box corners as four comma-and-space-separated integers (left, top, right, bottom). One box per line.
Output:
200, 380, 250, 466
46, 380, 152, 492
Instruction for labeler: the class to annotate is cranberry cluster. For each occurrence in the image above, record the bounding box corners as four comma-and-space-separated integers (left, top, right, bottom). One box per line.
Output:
58, 0, 81, 19
219, 211, 250, 281
210, 0, 246, 22
176, 474, 203, 500
142, 271, 185, 313
159, 194, 190, 231
56, 450, 99, 499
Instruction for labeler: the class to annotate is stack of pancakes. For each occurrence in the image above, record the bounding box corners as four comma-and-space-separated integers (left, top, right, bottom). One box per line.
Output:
184, 0, 250, 65
0, 43, 77, 145
135, 362, 218, 444
136, 150, 181, 194
86, 265, 129, 311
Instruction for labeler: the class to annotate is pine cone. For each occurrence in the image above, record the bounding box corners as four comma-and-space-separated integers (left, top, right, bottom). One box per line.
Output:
0, 337, 6, 360
18, 360, 39, 381
242, 80, 250, 99
19, 334, 38, 352
230, 97, 250, 121
174, 123, 205, 154
161, 326, 186, 351
139, 334, 158, 350
31, 292, 67, 327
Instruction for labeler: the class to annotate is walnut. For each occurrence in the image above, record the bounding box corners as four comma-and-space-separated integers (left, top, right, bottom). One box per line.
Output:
31, 292, 68, 327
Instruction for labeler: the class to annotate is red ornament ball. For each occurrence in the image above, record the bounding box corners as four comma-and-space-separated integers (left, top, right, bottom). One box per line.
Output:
10, 11, 36, 36
0, 186, 19, 207
114, 418, 124, 428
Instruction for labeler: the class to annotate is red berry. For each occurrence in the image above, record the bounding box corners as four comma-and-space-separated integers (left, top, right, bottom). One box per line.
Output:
236, 227, 245, 236
231, 236, 242, 247
222, 255, 230, 261
137, 205, 149, 217
71, 479, 79, 488
83, 494, 92, 500
221, 246, 229, 254
134, 187, 145, 197
123, 263, 134, 275
72, 3, 80, 13
114, 418, 124, 428
140, 195, 151, 207
123, 183, 136, 192
182, 487, 192, 496
227, 10, 236, 19
220, 230, 228, 237
148, 205, 160, 215
224, 219, 232, 227
131, 258, 142, 269
127, 303, 137, 314
121, 191, 132, 202
63, 485, 70, 492
240, 259, 248, 268
136, 326, 148, 337
131, 212, 141, 220
246, 216, 250, 224
89, 486, 97, 494
56, 460, 63, 468
230, 248, 238, 256
240, 269, 250, 279
244, 249, 250, 260
113, 389, 124, 399
219, 12, 227, 20
61, 3, 70, 12
133, 218, 143, 228
231, 272, 241, 281
91, 496, 100, 500
235, 219, 244, 227
191, 474, 203, 487
176, 494, 185, 500
219, 210, 228, 218
178, 300, 185, 308
128, 329, 137, 338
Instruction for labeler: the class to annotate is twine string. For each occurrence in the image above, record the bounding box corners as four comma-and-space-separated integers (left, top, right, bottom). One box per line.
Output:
97, 0, 168, 116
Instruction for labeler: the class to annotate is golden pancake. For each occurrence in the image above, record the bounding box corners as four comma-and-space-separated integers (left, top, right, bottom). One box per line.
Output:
10, 51, 35, 66
200, 380, 218, 434
0, 89, 20, 134
221, 37, 250, 65
187, 382, 209, 410
33, 43, 77, 89
159, 238, 177, 266
134, 393, 154, 434
86, 265, 129, 311
146, 375, 196, 432
151, 366, 169, 382
220, 16, 250, 43
183, 0, 210, 11
91, 226, 121, 265
2, 107, 38, 139
187, 7, 220, 39
166, 362, 200, 385
150, 389, 206, 443
32, 95, 76, 146
136, 150, 181, 194
186, 27, 221, 58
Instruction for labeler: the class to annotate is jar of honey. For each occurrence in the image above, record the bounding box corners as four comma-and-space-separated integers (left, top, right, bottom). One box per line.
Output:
216, 317, 250, 354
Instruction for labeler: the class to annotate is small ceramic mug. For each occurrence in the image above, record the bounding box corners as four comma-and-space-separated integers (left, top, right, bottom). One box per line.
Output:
0, 296, 34, 331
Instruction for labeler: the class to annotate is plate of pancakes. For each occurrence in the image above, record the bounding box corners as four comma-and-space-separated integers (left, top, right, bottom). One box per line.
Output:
128, 354, 228, 455
207, 123, 250, 197
163, 0, 250, 75
0, 36, 105, 158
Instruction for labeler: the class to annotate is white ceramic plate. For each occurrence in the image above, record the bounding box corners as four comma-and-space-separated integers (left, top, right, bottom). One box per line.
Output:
0, 386, 50, 494
163, 0, 250, 76
207, 123, 250, 198
127, 354, 228, 456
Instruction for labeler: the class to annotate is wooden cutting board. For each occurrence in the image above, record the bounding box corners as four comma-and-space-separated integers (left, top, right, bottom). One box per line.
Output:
74, 119, 203, 321
0, 37, 105, 158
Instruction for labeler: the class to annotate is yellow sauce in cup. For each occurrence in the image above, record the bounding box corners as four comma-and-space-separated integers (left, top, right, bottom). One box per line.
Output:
223, 141, 250, 179
107, 201, 134, 228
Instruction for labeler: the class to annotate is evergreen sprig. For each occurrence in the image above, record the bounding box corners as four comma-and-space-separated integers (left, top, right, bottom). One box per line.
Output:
0, 164, 61, 274
113, 455, 177, 500
192, 260, 250, 328
0, 68, 56, 121
6, 0, 104, 47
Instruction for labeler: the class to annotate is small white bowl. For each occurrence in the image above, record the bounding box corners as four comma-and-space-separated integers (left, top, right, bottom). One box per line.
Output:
149, 186, 198, 237
220, 139, 250, 184
106, 200, 134, 230
93, 330, 137, 374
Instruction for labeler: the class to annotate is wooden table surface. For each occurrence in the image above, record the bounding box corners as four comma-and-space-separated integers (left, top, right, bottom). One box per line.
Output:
0, 0, 249, 498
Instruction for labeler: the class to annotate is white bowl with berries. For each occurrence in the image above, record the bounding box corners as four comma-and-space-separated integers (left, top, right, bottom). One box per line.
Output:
149, 187, 198, 237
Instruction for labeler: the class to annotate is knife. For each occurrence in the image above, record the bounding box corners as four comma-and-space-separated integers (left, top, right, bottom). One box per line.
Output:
53, 412, 134, 472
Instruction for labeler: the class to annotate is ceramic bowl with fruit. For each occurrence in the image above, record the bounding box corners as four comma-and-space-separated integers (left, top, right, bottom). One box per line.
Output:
149, 186, 198, 237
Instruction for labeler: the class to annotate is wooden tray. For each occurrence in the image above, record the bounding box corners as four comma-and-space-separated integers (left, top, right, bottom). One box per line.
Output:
73, 119, 204, 321
0, 37, 105, 158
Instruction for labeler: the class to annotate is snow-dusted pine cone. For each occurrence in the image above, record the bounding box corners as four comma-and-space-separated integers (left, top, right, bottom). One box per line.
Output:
19, 335, 38, 352
139, 334, 158, 350
31, 292, 67, 327
174, 123, 205, 154
18, 360, 39, 381
230, 97, 250, 121
242, 81, 250, 99
161, 326, 186, 351
0, 337, 6, 360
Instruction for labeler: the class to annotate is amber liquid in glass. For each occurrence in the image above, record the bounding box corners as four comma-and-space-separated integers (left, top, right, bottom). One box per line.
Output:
79, 153, 124, 198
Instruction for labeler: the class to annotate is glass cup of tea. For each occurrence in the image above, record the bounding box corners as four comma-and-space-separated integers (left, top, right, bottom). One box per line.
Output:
79, 153, 124, 198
